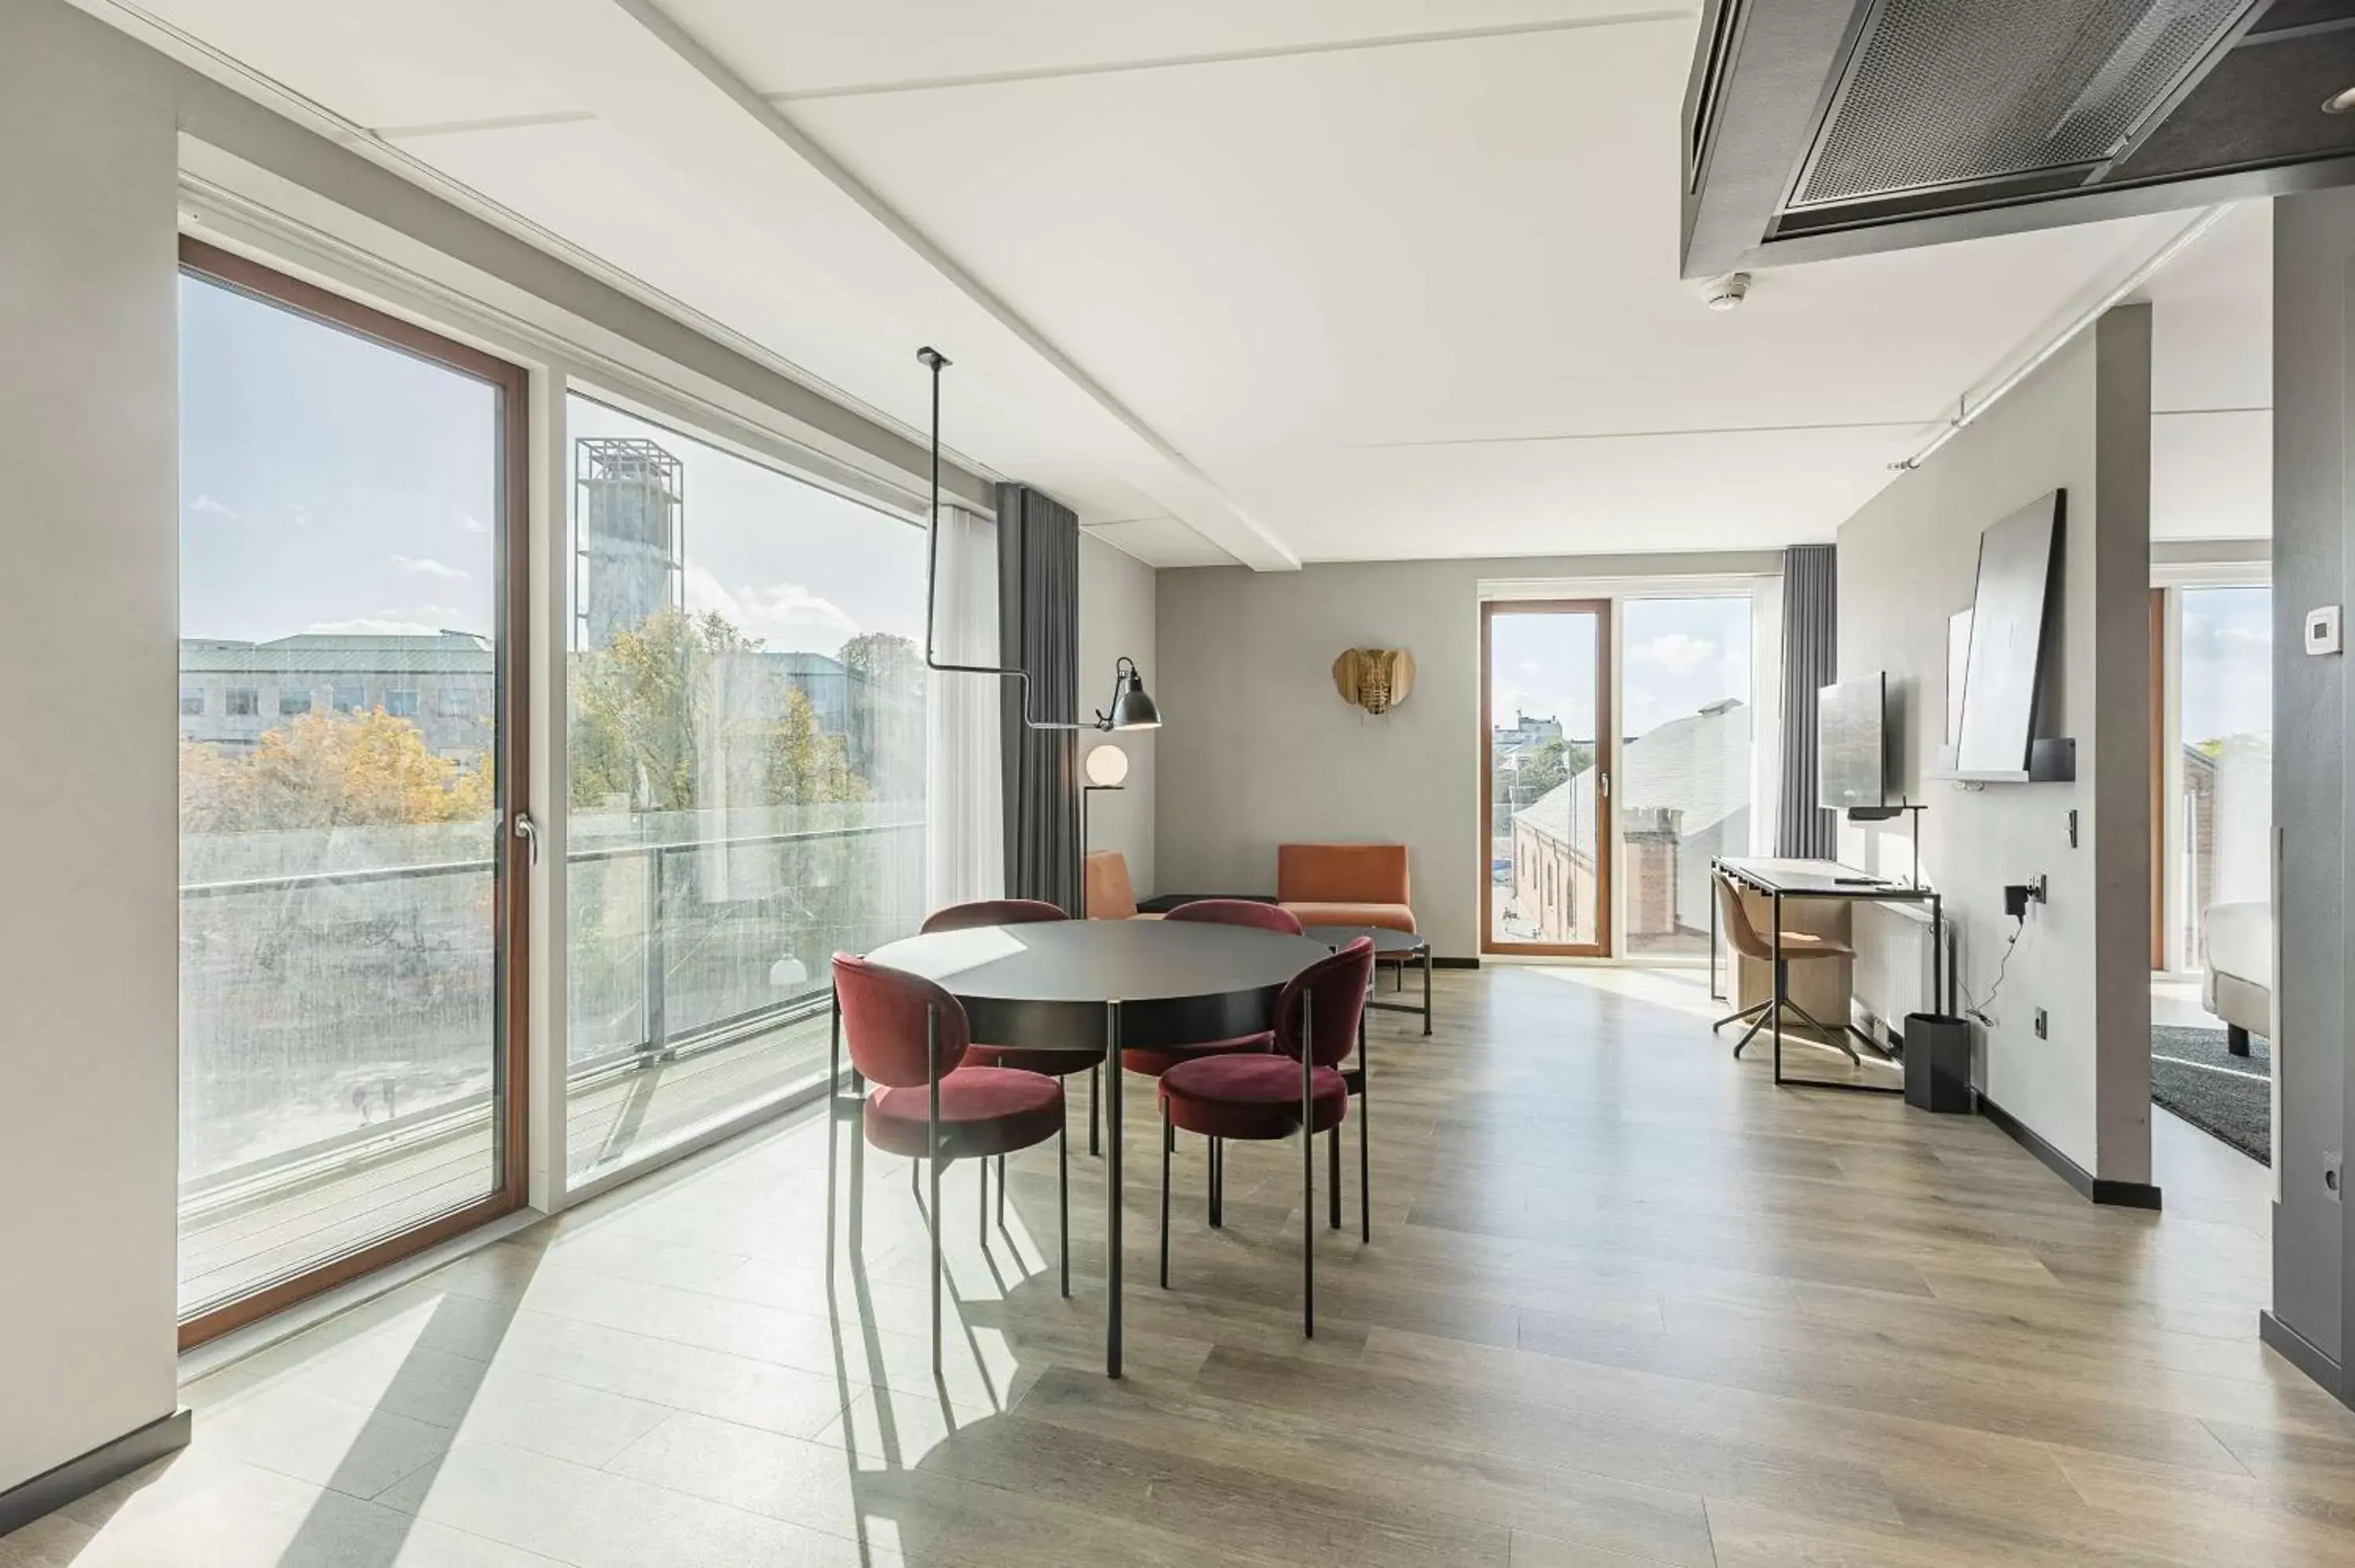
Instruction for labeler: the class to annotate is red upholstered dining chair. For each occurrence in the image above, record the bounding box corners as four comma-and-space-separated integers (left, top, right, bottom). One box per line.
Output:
921, 899, 1103, 1161
1157, 936, 1375, 1337
1119, 900, 1290, 1080
1164, 899, 1303, 935
828, 954, 1068, 1371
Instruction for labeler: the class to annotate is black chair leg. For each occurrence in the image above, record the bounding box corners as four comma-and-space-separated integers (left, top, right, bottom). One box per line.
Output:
978, 1154, 988, 1248
1712, 999, 1770, 1033
1089, 1065, 1101, 1157
1057, 1114, 1071, 1297
996, 1154, 1006, 1227
1328, 1125, 1342, 1231
1209, 1137, 1223, 1228
1359, 1075, 1371, 1246
1159, 1107, 1173, 1289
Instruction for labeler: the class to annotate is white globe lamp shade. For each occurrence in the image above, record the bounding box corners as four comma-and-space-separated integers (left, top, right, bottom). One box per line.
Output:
1086, 744, 1129, 788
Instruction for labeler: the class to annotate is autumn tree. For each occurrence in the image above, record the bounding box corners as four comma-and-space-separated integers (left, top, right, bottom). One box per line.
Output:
180, 709, 494, 833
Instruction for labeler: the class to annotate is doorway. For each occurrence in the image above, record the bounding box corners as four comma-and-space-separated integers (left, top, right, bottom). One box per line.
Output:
1482, 600, 1612, 956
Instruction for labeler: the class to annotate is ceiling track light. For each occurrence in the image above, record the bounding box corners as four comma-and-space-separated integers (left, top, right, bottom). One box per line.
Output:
2325, 85, 2355, 115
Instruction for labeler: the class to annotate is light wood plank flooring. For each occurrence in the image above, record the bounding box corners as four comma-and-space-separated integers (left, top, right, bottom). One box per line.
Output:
19, 965, 2353, 1567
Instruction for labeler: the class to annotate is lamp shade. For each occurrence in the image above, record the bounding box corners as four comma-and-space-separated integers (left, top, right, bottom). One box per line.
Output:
1085, 743, 1129, 787
1108, 665, 1161, 730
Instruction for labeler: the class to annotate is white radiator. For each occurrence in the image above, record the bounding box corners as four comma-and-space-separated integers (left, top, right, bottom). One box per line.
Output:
1852, 899, 1944, 1049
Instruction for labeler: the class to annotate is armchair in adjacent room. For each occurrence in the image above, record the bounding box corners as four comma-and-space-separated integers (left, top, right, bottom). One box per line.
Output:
2203, 900, 2273, 1056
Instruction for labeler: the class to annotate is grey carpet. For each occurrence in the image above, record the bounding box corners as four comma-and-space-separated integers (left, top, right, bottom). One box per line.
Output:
2151, 1024, 2269, 1166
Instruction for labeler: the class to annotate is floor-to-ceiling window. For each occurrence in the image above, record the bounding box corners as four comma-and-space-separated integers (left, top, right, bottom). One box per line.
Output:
1617, 596, 1754, 958
176, 242, 528, 1342
564, 395, 928, 1183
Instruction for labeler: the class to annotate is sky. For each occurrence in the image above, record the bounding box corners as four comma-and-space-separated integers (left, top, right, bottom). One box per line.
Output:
181, 274, 497, 641
2178, 585, 2270, 748
178, 272, 926, 656
1489, 596, 1752, 744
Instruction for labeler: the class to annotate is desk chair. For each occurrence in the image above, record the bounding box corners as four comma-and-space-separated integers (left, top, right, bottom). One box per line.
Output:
1711, 874, 1861, 1066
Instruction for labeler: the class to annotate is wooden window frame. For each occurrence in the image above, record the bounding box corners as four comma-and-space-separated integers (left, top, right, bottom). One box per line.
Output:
176, 237, 532, 1350
1481, 599, 1614, 957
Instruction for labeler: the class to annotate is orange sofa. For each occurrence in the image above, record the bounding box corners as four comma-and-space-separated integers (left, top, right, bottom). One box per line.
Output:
1276, 843, 1415, 933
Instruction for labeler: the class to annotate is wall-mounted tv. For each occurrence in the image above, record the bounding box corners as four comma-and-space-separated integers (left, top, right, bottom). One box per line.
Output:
1818, 673, 1888, 811
1954, 490, 2065, 779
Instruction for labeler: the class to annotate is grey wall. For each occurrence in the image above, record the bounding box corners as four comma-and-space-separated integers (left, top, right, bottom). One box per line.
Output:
1079, 534, 1156, 896
1155, 550, 1780, 957
1835, 312, 2152, 1187
2269, 190, 2352, 1373
0, 0, 184, 1494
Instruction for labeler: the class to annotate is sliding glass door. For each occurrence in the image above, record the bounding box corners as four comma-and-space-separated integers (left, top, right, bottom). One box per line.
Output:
176, 242, 529, 1344
1484, 601, 1612, 956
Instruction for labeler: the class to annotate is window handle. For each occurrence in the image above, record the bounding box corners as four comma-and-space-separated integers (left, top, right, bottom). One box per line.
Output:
513, 811, 540, 866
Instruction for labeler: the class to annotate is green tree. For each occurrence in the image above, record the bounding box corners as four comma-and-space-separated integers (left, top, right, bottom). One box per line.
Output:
838, 630, 919, 691
571, 606, 870, 811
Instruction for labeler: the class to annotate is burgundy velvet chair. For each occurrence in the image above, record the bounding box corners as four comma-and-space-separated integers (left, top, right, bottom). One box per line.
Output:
1163, 899, 1304, 935
1118, 899, 1287, 1078
1157, 937, 1375, 1336
922, 899, 1101, 1159
828, 953, 1067, 1370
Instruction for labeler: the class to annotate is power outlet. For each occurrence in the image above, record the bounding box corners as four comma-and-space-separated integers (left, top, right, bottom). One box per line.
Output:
2032, 1008, 2048, 1040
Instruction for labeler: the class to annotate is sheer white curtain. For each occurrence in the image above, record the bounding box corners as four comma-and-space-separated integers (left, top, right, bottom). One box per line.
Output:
926, 505, 1005, 910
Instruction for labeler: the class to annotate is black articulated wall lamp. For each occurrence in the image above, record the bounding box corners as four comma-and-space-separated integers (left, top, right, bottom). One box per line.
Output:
918, 345, 1161, 733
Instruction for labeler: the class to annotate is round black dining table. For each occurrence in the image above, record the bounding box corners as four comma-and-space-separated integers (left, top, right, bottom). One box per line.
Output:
864, 918, 1330, 1377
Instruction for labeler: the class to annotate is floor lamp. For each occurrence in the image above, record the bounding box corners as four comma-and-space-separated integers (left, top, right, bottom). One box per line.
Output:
1082, 742, 1128, 870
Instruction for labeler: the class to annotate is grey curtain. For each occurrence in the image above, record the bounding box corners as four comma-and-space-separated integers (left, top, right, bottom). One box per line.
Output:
996, 483, 1084, 915
1778, 543, 1837, 859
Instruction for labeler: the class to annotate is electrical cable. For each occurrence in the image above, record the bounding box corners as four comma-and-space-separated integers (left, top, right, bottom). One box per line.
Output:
1961, 917, 2025, 1027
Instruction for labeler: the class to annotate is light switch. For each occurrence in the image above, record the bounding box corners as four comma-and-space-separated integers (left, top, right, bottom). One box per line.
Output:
2306, 605, 2342, 656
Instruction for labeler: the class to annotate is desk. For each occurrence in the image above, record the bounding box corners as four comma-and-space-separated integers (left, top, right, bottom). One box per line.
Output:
1711, 857, 1944, 1095
861, 920, 1329, 1377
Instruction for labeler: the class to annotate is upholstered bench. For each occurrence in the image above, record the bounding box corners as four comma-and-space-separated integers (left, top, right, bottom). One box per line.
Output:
1275, 843, 1415, 934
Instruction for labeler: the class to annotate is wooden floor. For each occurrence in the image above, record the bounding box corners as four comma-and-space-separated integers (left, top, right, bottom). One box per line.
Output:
20, 965, 2355, 1566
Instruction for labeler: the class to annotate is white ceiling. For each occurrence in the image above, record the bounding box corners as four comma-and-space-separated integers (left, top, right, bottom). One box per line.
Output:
108, 0, 2273, 564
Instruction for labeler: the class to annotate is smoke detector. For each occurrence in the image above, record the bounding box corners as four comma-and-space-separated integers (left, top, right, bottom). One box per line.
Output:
1702, 272, 1751, 312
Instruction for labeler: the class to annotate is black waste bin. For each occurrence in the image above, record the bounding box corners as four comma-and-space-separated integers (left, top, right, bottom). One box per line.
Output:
1903, 1012, 1972, 1114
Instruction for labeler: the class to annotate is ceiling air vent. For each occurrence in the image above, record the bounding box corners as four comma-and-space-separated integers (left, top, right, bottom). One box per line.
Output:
1795, 0, 2247, 208
1681, 0, 2355, 278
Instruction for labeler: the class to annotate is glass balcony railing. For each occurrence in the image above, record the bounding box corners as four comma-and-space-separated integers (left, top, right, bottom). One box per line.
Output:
176, 811, 922, 1315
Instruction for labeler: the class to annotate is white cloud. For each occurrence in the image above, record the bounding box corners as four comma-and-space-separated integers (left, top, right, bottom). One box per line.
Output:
306, 616, 439, 636
304, 603, 468, 637
1632, 633, 1717, 675
187, 494, 239, 521
391, 554, 469, 581
458, 512, 487, 534
685, 567, 859, 651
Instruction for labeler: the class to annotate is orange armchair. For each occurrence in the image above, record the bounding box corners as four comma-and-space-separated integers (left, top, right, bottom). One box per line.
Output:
1276, 843, 1415, 933
1085, 851, 1161, 920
